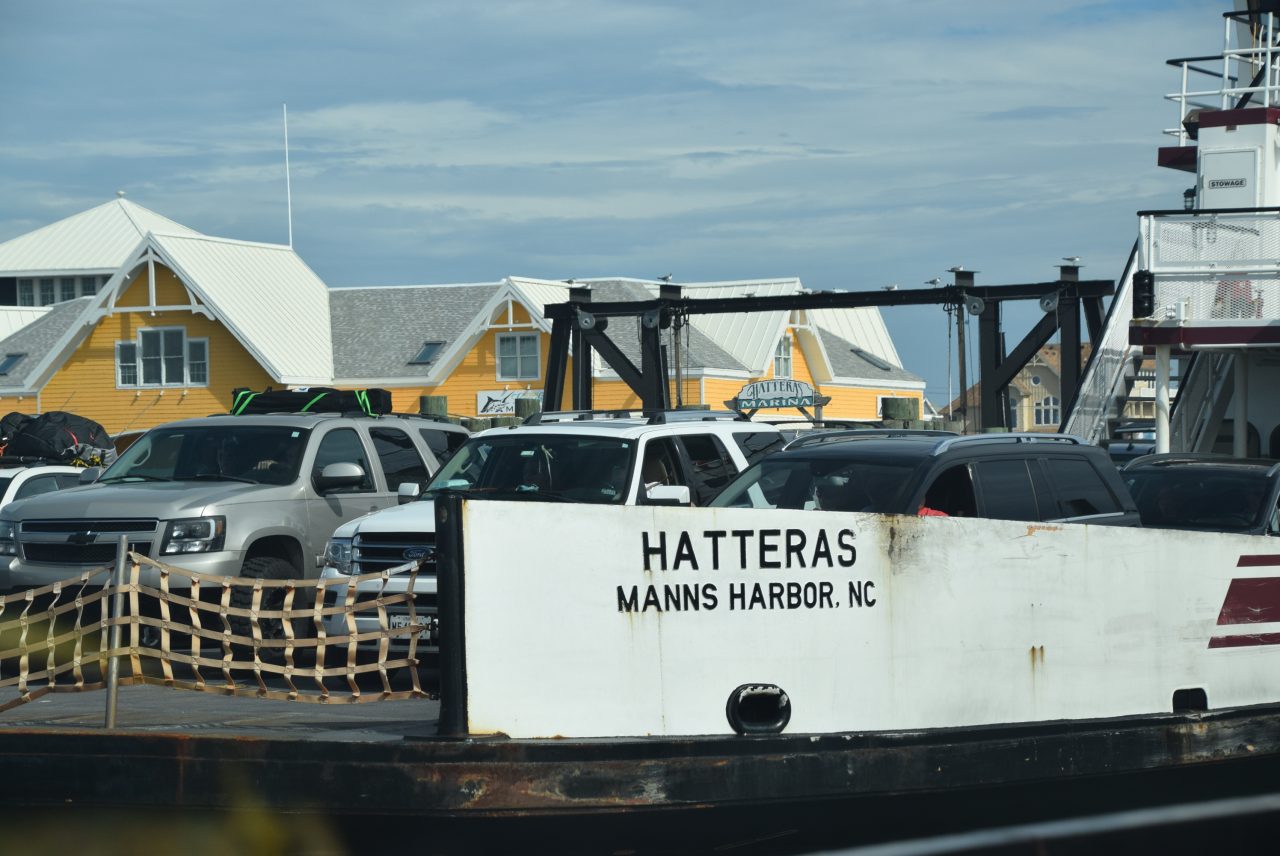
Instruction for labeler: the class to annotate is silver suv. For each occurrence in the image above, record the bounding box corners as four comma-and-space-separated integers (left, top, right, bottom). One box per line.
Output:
0, 412, 468, 597
319, 410, 787, 657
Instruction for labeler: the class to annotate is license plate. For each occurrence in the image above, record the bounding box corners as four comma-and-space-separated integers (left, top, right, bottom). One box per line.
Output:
388, 614, 431, 638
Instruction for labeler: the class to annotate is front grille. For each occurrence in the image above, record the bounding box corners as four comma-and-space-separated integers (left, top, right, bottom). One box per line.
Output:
23, 541, 153, 564
353, 531, 436, 575
22, 519, 158, 534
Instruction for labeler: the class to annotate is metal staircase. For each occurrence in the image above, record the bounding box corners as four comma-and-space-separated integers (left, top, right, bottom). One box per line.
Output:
1061, 243, 1142, 445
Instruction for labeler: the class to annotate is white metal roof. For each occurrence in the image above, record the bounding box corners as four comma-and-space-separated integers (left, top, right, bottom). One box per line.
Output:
143, 233, 334, 384
0, 199, 201, 277
808, 304, 903, 367
507, 277, 573, 330
0, 306, 51, 341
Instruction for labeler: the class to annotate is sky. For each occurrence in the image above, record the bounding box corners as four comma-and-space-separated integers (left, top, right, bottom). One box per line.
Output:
0, 0, 1214, 405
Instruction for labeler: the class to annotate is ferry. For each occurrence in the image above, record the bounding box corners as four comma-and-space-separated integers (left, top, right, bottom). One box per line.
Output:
2, 2, 1280, 851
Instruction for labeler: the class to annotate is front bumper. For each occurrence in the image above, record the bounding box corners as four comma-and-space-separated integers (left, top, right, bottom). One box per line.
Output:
6, 549, 248, 592
318, 566, 439, 653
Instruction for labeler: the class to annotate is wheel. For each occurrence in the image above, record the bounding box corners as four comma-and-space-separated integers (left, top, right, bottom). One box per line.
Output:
229, 556, 296, 662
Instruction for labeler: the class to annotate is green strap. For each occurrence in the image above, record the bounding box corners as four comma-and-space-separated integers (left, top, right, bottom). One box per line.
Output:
232, 391, 259, 415
355, 389, 371, 417
301, 393, 327, 412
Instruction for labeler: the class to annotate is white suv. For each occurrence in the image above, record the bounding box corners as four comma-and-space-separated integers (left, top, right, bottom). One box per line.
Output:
318, 411, 786, 660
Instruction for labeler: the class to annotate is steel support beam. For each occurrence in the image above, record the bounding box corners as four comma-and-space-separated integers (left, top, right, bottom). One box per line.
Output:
1059, 294, 1083, 414
569, 287, 593, 410
978, 300, 1005, 431
543, 316, 572, 413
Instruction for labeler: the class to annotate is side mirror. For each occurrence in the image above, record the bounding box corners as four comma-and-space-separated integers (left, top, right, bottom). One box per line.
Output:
646, 484, 692, 506
79, 467, 102, 485
397, 482, 423, 505
315, 462, 366, 493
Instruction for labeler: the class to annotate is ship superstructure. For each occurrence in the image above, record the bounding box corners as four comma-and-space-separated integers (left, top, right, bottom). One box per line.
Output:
1069, 3, 1280, 456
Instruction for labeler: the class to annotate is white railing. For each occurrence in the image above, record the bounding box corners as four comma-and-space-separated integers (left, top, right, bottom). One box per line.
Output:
1165, 12, 1280, 145
1139, 211, 1280, 323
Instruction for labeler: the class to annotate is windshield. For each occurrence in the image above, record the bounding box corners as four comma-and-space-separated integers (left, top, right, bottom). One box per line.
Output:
1124, 468, 1272, 532
425, 433, 634, 503
101, 425, 311, 486
711, 456, 916, 513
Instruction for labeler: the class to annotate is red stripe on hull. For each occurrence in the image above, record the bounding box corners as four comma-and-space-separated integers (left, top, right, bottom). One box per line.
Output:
1216, 576, 1280, 624
1237, 555, 1280, 567
1209, 633, 1280, 649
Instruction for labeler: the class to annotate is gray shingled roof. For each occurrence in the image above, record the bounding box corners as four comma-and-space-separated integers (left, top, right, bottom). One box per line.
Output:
330, 284, 503, 380
818, 327, 923, 384
582, 280, 747, 373
0, 297, 92, 391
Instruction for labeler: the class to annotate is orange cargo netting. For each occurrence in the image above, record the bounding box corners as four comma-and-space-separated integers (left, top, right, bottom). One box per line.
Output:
0, 554, 436, 711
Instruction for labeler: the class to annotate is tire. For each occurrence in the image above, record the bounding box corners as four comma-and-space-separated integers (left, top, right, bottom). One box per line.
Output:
229, 556, 296, 661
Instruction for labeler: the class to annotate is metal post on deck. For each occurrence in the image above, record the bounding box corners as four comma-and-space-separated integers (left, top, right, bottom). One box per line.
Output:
1155, 345, 1172, 454
104, 535, 127, 729
1234, 351, 1249, 457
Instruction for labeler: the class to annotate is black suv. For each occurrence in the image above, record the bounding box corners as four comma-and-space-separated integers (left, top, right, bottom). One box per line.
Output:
1121, 454, 1280, 535
711, 431, 1140, 526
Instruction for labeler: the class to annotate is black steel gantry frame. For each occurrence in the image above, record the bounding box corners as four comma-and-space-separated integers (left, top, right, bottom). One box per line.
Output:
542, 268, 1113, 431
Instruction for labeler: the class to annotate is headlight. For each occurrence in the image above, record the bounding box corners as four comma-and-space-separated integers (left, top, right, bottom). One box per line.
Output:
161, 516, 226, 555
0, 519, 16, 556
324, 537, 354, 575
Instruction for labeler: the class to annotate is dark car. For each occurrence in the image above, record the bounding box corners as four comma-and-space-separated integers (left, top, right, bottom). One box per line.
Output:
1104, 421, 1157, 468
1121, 454, 1280, 535
711, 431, 1141, 526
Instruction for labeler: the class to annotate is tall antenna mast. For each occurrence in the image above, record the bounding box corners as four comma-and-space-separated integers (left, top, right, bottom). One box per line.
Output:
283, 103, 294, 248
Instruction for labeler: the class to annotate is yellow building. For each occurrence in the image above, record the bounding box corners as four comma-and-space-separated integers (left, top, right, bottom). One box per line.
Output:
0, 201, 924, 431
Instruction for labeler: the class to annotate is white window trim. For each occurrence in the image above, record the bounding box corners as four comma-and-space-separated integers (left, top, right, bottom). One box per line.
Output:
496, 331, 540, 382
114, 327, 210, 389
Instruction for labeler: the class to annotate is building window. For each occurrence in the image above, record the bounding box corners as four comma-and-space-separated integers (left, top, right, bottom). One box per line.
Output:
57, 278, 77, 302
79, 276, 102, 297
116, 342, 138, 386
16, 280, 33, 307
116, 328, 208, 388
774, 336, 792, 378
187, 339, 208, 384
38, 279, 54, 305
410, 341, 445, 365
0, 353, 25, 375
1030, 374, 1042, 386
1034, 395, 1061, 426
496, 332, 539, 380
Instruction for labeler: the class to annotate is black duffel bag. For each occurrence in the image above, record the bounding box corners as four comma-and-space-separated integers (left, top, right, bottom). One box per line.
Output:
230, 387, 393, 417
3, 410, 114, 465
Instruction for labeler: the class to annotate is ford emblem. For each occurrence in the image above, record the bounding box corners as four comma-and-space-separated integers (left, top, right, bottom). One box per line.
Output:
403, 546, 432, 561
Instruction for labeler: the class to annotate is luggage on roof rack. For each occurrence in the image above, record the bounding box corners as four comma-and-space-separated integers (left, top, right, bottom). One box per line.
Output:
230, 387, 393, 417
0, 410, 115, 467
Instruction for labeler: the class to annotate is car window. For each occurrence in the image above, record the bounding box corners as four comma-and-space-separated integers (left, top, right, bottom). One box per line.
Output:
1125, 468, 1270, 531
313, 428, 374, 492
0, 475, 13, 501
370, 427, 428, 489
713, 457, 917, 512
640, 438, 685, 491
1044, 457, 1119, 518
677, 434, 737, 504
14, 474, 62, 501
920, 464, 978, 517
419, 427, 467, 465
973, 459, 1041, 521
426, 433, 633, 503
733, 431, 785, 466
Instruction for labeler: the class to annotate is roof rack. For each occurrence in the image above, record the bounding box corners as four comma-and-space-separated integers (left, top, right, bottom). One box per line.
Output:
784, 428, 958, 450
930, 433, 1086, 456
523, 409, 748, 426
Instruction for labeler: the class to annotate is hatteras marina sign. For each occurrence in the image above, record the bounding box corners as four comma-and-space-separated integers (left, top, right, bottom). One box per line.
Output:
734, 379, 819, 410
